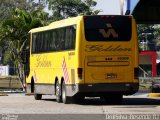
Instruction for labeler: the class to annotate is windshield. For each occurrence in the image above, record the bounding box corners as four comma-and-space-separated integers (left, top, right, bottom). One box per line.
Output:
84, 15, 132, 41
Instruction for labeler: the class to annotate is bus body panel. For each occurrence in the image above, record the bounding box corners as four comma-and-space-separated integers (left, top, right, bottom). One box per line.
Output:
78, 16, 139, 85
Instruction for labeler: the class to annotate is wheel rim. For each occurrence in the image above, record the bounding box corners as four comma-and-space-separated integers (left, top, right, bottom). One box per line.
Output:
62, 82, 66, 103
56, 83, 60, 98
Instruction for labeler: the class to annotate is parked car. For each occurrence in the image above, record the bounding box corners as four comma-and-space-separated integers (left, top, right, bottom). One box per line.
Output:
152, 80, 160, 93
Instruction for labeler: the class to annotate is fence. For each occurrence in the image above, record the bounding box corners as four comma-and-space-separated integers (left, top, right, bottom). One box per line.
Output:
0, 76, 159, 92
0, 76, 23, 92
139, 77, 160, 92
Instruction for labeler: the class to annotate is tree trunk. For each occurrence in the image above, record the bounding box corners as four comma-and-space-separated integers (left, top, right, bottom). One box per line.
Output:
0, 48, 5, 64
16, 62, 26, 91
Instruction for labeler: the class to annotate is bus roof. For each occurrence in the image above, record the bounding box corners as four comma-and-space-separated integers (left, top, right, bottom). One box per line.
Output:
29, 15, 133, 33
29, 16, 83, 33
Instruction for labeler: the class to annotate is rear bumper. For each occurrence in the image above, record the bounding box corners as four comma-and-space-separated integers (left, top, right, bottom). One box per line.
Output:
67, 83, 139, 97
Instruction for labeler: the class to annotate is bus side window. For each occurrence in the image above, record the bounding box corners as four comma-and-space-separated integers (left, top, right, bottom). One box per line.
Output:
47, 31, 51, 51
32, 34, 36, 53
65, 27, 70, 50
55, 29, 59, 50
59, 28, 65, 50
44, 31, 50, 52
39, 33, 44, 52
64, 26, 76, 50
68, 27, 72, 49
71, 25, 76, 49
68, 26, 76, 50
50, 30, 56, 51
36, 33, 41, 52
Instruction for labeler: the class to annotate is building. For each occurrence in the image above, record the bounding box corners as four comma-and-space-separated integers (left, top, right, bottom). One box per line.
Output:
139, 51, 156, 77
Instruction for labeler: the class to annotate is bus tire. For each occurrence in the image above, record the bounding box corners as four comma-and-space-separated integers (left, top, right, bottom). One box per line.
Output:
102, 94, 123, 105
74, 95, 85, 104
55, 82, 62, 103
34, 94, 42, 100
31, 78, 34, 93
62, 81, 71, 104
34, 85, 42, 100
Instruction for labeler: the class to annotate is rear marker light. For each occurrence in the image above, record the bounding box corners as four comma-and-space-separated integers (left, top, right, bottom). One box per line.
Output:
100, 16, 116, 19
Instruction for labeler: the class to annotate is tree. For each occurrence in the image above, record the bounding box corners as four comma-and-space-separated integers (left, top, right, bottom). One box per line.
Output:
47, 0, 100, 20
153, 25, 160, 50
138, 24, 156, 51
0, 8, 45, 88
0, 0, 46, 21
0, 0, 48, 65
0, 0, 100, 90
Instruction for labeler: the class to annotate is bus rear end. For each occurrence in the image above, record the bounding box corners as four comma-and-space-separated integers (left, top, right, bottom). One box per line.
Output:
76, 15, 139, 102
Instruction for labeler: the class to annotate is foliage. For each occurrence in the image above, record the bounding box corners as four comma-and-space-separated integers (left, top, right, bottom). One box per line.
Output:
48, 0, 100, 20
137, 24, 155, 51
153, 25, 160, 47
0, 0, 100, 88
3, 50, 13, 65
0, 0, 46, 22
0, 0, 48, 66
138, 24, 160, 51
0, 8, 45, 85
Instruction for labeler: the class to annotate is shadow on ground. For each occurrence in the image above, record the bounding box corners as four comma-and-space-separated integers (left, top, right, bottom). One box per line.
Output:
42, 97, 160, 106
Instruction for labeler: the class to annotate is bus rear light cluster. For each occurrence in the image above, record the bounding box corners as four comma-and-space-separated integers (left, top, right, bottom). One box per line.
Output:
100, 16, 116, 19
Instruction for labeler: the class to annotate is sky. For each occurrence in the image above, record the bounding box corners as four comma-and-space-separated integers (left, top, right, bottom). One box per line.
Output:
44, 0, 140, 16
95, 0, 121, 15
44, 0, 122, 15
95, 0, 140, 15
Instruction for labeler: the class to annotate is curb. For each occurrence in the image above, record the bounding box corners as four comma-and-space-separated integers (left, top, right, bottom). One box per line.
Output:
25, 93, 34, 96
0, 93, 8, 96
148, 93, 160, 97
133, 93, 149, 97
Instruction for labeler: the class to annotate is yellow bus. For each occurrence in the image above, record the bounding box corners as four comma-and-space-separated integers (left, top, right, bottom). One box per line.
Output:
25, 15, 139, 104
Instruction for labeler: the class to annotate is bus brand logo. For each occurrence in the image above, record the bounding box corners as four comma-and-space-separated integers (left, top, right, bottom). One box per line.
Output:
99, 23, 118, 38
85, 45, 132, 52
35, 55, 52, 67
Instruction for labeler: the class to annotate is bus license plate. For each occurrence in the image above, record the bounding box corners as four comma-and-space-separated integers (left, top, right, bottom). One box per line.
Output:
106, 73, 118, 79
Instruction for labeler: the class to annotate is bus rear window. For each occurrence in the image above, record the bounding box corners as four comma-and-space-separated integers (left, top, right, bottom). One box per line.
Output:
84, 15, 132, 41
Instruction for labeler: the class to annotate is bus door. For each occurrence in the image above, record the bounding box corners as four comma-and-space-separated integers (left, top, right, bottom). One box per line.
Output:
83, 15, 134, 84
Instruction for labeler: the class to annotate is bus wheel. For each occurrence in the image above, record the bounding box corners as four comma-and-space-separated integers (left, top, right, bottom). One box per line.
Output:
62, 81, 71, 104
55, 82, 62, 103
74, 95, 85, 104
103, 94, 123, 105
34, 85, 42, 100
34, 94, 42, 100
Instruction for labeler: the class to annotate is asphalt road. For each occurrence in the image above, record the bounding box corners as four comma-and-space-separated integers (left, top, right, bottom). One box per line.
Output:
0, 93, 159, 120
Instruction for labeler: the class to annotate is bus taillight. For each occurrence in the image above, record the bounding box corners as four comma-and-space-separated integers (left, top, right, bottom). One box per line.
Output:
100, 16, 116, 19
78, 68, 83, 79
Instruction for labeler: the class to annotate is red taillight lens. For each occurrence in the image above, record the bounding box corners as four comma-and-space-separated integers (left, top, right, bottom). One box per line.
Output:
129, 16, 132, 19
100, 16, 115, 19
101, 16, 109, 19
77, 68, 83, 79
110, 16, 116, 19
